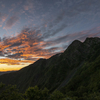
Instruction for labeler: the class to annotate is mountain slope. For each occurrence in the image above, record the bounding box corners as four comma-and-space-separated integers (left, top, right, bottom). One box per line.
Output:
0, 37, 100, 93
61, 44, 100, 99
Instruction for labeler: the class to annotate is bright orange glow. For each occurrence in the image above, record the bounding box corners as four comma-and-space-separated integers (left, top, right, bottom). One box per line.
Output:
0, 64, 29, 72
0, 58, 34, 65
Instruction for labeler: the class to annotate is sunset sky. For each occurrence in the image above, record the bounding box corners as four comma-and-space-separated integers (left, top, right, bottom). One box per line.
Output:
0, 0, 100, 71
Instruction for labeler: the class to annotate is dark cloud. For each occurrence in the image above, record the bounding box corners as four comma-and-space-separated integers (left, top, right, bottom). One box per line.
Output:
42, 24, 67, 39
65, 0, 100, 17
47, 47, 61, 53
48, 11, 65, 29
6, 53, 23, 59
0, 51, 4, 56
53, 11, 65, 25
4, 16, 19, 29
24, 58, 38, 61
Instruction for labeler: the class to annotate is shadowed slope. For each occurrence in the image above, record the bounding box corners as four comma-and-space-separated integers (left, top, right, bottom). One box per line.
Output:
0, 37, 100, 92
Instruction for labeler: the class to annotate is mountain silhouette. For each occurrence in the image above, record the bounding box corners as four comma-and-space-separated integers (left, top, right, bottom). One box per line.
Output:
0, 37, 100, 94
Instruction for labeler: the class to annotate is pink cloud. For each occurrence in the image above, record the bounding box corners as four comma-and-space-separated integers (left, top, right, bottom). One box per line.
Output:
23, 0, 34, 14
24, 5, 29, 10
0, 12, 8, 25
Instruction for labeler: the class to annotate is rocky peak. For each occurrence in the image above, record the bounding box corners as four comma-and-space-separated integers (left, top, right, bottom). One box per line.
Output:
65, 40, 82, 53
70, 40, 82, 46
84, 37, 100, 45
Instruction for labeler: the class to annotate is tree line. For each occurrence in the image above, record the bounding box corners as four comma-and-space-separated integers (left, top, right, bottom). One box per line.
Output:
0, 82, 100, 100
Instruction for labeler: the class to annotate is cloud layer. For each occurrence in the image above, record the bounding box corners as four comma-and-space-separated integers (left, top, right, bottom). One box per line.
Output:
0, 0, 100, 66
0, 26, 100, 65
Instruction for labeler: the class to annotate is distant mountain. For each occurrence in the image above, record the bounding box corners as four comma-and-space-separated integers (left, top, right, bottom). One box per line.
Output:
0, 37, 100, 94
0, 72, 5, 76
0, 71, 15, 76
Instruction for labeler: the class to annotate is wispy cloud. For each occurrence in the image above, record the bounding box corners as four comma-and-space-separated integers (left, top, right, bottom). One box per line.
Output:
23, 0, 34, 13
42, 24, 67, 39
0, 12, 8, 26
4, 16, 19, 29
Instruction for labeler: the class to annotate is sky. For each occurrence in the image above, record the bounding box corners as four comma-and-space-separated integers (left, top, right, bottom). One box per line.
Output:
0, 0, 100, 71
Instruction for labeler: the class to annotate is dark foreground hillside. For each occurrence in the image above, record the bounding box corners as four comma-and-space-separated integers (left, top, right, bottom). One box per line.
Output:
0, 37, 100, 100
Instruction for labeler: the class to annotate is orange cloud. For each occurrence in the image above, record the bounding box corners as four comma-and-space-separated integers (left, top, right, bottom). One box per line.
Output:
0, 58, 34, 65
0, 64, 28, 72
0, 28, 61, 66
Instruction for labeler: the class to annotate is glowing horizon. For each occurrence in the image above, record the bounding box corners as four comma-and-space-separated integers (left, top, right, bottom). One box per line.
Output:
0, 64, 29, 72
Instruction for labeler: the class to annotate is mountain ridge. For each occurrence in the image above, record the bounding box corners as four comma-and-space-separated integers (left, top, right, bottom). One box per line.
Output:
0, 37, 100, 93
